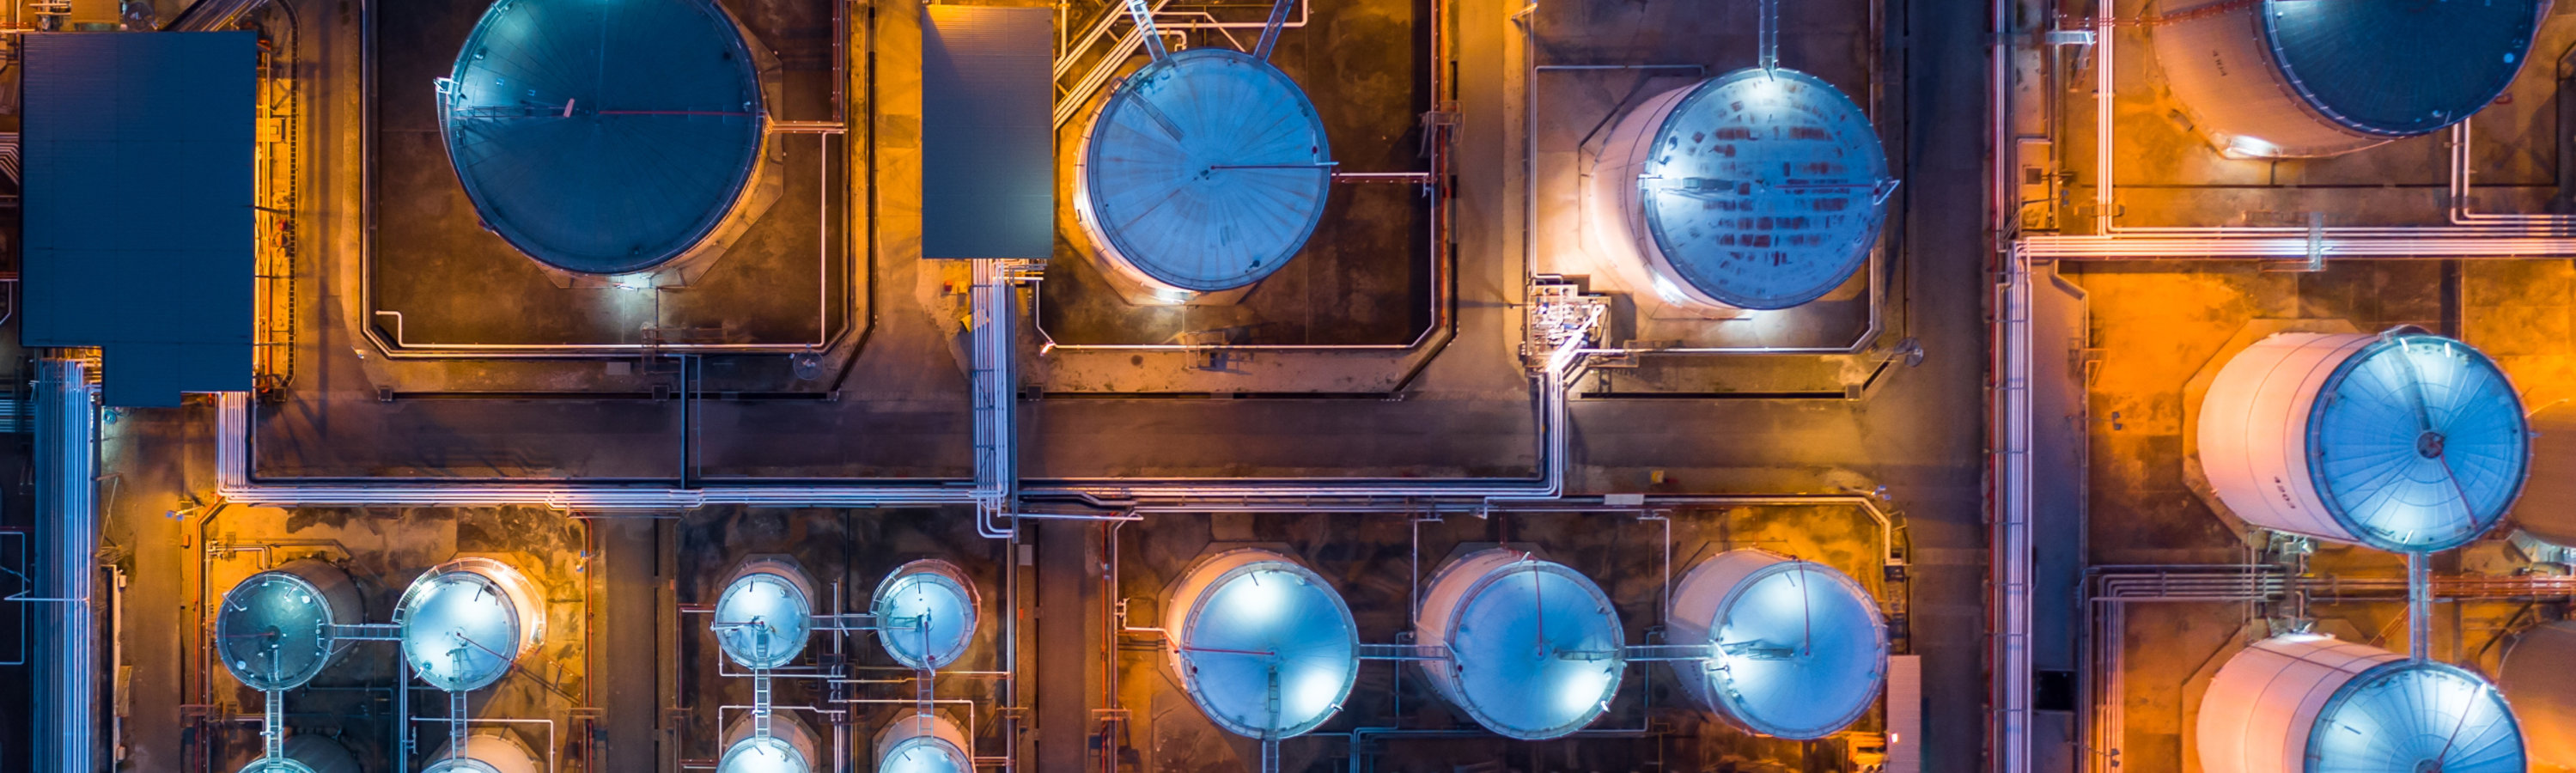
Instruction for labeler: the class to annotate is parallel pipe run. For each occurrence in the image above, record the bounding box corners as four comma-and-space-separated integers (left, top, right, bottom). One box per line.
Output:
31, 358, 96, 773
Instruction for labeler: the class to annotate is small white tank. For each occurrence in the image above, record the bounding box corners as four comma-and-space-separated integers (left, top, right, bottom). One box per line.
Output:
420, 731, 543, 773
234, 735, 362, 773
719, 709, 820, 773
1667, 550, 1888, 739
218, 559, 366, 691
872, 560, 978, 670
873, 711, 971, 773
1414, 549, 1625, 740
397, 557, 545, 693
1160, 548, 1359, 739
714, 558, 816, 671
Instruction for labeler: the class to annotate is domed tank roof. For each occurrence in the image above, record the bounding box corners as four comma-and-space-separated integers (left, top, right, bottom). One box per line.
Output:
2261, 0, 2539, 137
1617, 68, 1891, 310
440, 0, 766, 275
717, 735, 808, 773
2306, 332, 2528, 551
2306, 660, 2524, 773
236, 736, 361, 773
1166, 551, 1358, 739
422, 733, 543, 773
714, 563, 813, 670
398, 560, 540, 692
1416, 550, 1626, 740
1671, 551, 1887, 739
873, 560, 977, 670
879, 735, 968, 773
218, 563, 359, 691
1075, 47, 1333, 292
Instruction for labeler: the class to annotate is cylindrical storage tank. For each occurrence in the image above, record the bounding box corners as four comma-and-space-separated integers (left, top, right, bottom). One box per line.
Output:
2150, 0, 2541, 158
421, 731, 543, 773
217, 559, 366, 691
714, 558, 815, 670
2508, 402, 2576, 545
439, 0, 769, 274
1668, 550, 1888, 739
2199, 634, 2523, 773
234, 735, 362, 773
1072, 48, 1333, 293
873, 560, 978, 670
2198, 331, 2530, 552
1160, 548, 1359, 739
1588, 68, 1893, 311
872, 712, 971, 773
2500, 622, 2576, 770
1414, 549, 1625, 740
718, 709, 821, 773
397, 557, 545, 692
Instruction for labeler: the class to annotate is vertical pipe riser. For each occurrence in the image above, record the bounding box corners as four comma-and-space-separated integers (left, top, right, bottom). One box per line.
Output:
33, 359, 96, 773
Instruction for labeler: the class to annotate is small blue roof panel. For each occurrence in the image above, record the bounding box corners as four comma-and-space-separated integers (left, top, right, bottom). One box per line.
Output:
2307, 660, 2524, 773
1080, 49, 1333, 291
1176, 561, 1359, 739
1637, 68, 1891, 310
2308, 332, 2529, 551
1702, 561, 1888, 739
2264, 0, 2540, 137
441, 0, 764, 275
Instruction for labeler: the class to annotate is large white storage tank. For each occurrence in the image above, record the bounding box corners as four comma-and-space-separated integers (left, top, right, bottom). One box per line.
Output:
2499, 621, 2576, 770
873, 712, 971, 773
217, 559, 366, 691
1587, 68, 1895, 311
2199, 634, 2523, 773
1415, 549, 1625, 740
2150, 0, 2543, 157
1160, 548, 1359, 739
421, 731, 544, 773
873, 560, 978, 670
235, 735, 362, 773
1072, 48, 1334, 293
2506, 402, 2576, 546
1668, 550, 1888, 739
713, 558, 815, 671
396, 557, 545, 693
2198, 331, 2530, 552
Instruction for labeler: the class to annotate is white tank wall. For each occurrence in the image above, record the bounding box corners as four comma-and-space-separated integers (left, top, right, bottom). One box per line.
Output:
1586, 82, 1709, 307
1411, 548, 1526, 715
2149, 1, 2384, 157
2501, 622, 2576, 769
423, 732, 543, 773
2198, 332, 2375, 544
2196, 635, 2402, 773
2512, 405, 2576, 545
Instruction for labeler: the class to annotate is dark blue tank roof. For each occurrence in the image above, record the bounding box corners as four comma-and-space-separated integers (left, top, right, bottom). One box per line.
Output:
2263, 0, 2539, 136
440, 0, 765, 275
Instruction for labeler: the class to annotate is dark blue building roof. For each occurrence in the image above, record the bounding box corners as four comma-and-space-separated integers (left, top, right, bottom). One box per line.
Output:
2265, 0, 2540, 136
440, 0, 765, 275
